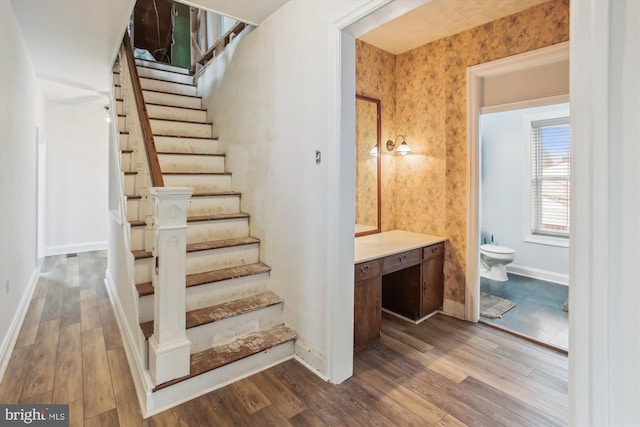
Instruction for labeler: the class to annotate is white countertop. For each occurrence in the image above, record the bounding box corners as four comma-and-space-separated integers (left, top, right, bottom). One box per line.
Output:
355, 230, 447, 264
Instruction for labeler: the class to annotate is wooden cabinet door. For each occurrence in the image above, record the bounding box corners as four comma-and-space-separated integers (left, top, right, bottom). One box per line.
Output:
354, 276, 382, 352
421, 254, 444, 315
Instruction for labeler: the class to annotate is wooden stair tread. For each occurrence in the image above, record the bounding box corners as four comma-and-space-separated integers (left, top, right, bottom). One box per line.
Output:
141, 88, 201, 99
129, 220, 145, 227
153, 324, 297, 391
139, 75, 195, 87
124, 171, 137, 176
156, 151, 224, 157
188, 212, 249, 222
139, 291, 283, 338
132, 249, 149, 260
191, 191, 241, 198
136, 64, 193, 76
162, 171, 231, 176
135, 262, 271, 296
121, 149, 134, 154
149, 116, 212, 125
145, 102, 204, 112
125, 194, 142, 200
153, 134, 218, 141
131, 237, 259, 261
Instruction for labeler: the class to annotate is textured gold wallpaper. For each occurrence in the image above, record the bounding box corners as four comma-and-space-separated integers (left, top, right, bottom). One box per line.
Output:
356, 0, 569, 316
355, 98, 379, 229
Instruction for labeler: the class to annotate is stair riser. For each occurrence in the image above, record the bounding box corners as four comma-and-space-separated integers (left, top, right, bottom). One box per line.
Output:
163, 175, 232, 193
121, 152, 133, 172
188, 303, 284, 354
148, 341, 294, 413
158, 154, 225, 173
147, 104, 207, 123
155, 136, 218, 155
186, 218, 249, 244
116, 99, 124, 115
130, 226, 146, 252
114, 86, 122, 99
143, 90, 201, 109
187, 195, 240, 217
123, 175, 137, 196
126, 199, 142, 222
150, 119, 212, 138
119, 133, 129, 150
135, 59, 190, 75
137, 66, 193, 85
113, 73, 121, 86
138, 272, 270, 321
134, 243, 260, 285
118, 116, 127, 132
140, 78, 196, 97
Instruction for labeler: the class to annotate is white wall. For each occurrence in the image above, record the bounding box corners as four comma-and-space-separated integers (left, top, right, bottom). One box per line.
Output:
45, 102, 109, 255
196, 0, 374, 381
0, 0, 46, 379
480, 104, 569, 278
570, 0, 640, 425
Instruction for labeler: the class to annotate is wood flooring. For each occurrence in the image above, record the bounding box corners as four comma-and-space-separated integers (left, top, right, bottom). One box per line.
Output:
0, 251, 568, 426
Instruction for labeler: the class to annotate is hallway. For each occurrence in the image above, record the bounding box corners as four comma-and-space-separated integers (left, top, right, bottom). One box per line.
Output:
0, 251, 568, 426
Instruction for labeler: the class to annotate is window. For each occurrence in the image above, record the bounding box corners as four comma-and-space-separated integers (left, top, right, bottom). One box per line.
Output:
525, 111, 571, 246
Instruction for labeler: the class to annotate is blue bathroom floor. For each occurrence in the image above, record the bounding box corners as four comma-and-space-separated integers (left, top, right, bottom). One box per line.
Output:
480, 274, 569, 351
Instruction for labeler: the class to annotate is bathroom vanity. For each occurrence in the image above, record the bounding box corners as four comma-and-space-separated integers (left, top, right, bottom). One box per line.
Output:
354, 230, 447, 351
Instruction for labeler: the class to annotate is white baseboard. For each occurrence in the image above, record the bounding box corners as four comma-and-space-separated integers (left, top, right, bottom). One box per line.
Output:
507, 264, 569, 286
45, 240, 108, 256
104, 269, 150, 418
0, 268, 40, 382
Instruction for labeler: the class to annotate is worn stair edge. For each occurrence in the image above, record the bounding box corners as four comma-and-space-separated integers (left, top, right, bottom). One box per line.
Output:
152, 324, 297, 392
136, 64, 192, 76
132, 236, 259, 261
135, 262, 271, 296
140, 75, 196, 87
162, 171, 231, 176
157, 151, 225, 157
188, 212, 249, 223
126, 195, 142, 200
129, 220, 145, 228
154, 134, 218, 141
146, 102, 205, 112
142, 88, 201, 99
139, 291, 283, 338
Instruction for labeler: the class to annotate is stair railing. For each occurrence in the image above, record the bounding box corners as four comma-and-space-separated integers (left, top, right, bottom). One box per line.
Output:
122, 32, 164, 187
119, 33, 192, 386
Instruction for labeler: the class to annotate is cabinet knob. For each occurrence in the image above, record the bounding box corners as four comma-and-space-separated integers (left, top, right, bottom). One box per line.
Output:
360, 264, 369, 274
432, 247, 438, 253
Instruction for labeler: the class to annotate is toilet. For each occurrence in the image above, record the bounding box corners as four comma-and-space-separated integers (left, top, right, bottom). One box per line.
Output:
479, 244, 515, 282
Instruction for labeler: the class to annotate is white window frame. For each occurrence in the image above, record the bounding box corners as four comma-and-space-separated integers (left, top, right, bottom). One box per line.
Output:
523, 108, 571, 248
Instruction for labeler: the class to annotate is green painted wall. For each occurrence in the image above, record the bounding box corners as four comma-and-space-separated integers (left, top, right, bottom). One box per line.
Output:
171, 1, 190, 68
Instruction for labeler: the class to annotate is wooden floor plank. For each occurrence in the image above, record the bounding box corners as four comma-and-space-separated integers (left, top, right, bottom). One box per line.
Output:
1, 250, 568, 426
53, 323, 84, 404
99, 298, 123, 350
84, 408, 119, 427
0, 346, 33, 404
82, 327, 116, 419
21, 319, 60, 400
80, 289, 101, 331
14, 296, 46, 348
107, 348, 143, 427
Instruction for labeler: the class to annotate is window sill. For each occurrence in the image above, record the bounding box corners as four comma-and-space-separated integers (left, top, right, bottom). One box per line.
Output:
524, 234, 569, 248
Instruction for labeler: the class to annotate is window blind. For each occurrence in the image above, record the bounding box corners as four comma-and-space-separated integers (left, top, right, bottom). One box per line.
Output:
530, 116, 571, 238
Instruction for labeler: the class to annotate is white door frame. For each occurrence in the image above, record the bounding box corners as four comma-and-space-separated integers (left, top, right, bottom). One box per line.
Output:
465, 42, 569, 322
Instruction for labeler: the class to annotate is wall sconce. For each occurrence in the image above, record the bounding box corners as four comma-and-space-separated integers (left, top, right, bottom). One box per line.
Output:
369, 145, 379, 157
386, 135, 412, 155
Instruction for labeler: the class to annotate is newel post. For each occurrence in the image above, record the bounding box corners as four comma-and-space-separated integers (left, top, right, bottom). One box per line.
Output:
148, 187, 193, 385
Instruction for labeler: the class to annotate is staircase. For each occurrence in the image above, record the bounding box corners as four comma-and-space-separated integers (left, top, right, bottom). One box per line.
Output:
113, 56, 296, 412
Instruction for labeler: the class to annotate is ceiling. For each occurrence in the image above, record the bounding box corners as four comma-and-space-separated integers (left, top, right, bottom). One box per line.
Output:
10, 0, 550, 107
358, 0, 551, 55
9, 0, 288, 106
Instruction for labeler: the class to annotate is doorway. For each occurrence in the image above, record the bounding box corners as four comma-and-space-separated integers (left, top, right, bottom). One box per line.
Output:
465, 42, 570, 351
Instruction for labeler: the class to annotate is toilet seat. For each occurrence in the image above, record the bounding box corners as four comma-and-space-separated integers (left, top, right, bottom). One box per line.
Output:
480, 244, 514, 255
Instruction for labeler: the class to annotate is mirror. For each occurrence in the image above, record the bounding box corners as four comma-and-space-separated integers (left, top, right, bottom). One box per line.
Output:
355, 95, 381, 237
